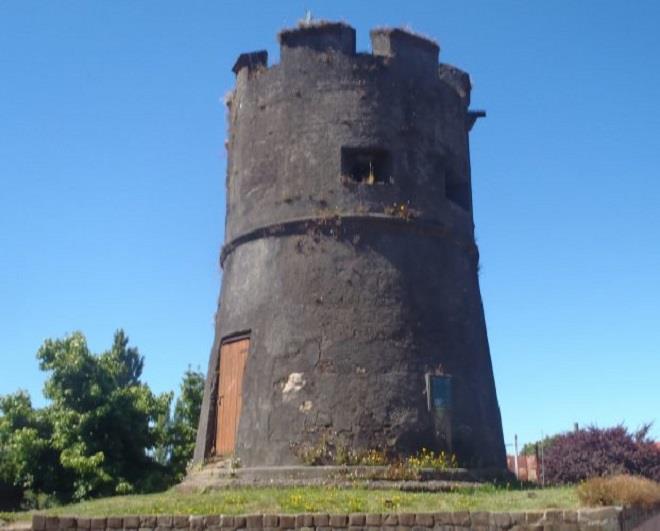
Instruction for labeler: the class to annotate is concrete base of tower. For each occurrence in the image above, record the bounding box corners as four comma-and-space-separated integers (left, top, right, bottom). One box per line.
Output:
177, 460, 513, 493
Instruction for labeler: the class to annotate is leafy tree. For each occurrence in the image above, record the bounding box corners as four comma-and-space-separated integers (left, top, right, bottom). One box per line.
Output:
153, 368, 204, 480
37, 330, 173, 500
169, 368, 204, 479
1, 330, 205, 508
0, 391, 65, 509
520, 434, 558, 456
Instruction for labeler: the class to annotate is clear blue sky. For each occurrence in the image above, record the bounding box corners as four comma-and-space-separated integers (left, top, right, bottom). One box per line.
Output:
1, 1, 659, 450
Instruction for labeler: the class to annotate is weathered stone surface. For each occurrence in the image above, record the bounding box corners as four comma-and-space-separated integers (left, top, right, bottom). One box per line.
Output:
450, 511, 470, 527
189, 516, 205, 529
398, 513, 415, 526
193, 21, 507, 471
543, 509, 563, 523
329, 514, 348, 527
295, 514, 314, 527
139, 517, 156, 528
106, 518, 123, 529
56, 517, 74, 530
279, 515, 295, 528
365, 514, 381, 526
155, 517, 173, 528
349, 514, 365, 526
433, 512, 452, 526
204, 517, 220, 527
313, 515, 329, 527
244, 514, 263, 528
89, 518, 106, 530
490, 512, 511, 527
173, 516, 190, 528
123, 516, 140, 529
415, 513, 434, 527
382, 514, 398, 526
578, 507, 620, 522
262, 515, 278, 527
470, 512, 490, 526
525, 512, 543, 524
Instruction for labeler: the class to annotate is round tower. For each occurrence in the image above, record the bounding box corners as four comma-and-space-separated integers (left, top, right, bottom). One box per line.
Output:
194, 22, 506, 469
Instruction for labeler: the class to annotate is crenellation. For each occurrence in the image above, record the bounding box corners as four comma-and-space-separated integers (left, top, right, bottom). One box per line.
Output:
370, 28, 439, 75
438, 63, 471, 105
232, 50, 268, 75
278, 21, 356, 58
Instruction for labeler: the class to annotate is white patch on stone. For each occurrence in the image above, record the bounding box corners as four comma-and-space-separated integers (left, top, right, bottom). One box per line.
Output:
282, 372, 305, 401
299, 400, 313, 412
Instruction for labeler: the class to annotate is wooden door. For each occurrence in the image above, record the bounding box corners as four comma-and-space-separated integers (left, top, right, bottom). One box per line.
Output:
215, 337, 249, 456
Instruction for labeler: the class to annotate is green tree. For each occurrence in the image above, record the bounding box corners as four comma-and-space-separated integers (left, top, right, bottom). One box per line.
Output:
521, 434, 559, 456
37, 330, 173, 500
0, 391, 65, 509
167, 368, 204, 480
1, 330, 204, 508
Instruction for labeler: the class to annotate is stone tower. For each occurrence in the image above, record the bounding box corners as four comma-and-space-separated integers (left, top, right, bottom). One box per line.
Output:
194, 22, 506, 469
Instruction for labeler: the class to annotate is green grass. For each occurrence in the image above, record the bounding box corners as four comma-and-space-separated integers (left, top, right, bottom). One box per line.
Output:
0, 485, 577, 524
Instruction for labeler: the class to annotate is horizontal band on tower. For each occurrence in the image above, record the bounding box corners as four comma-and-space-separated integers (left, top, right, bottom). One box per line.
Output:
219, 213, 477, 267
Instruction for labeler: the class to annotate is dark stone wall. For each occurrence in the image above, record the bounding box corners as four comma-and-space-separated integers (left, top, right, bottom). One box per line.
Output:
194, 22, 506, 468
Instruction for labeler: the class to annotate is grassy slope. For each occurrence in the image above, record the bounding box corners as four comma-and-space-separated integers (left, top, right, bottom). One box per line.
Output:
0, 485, 577, 523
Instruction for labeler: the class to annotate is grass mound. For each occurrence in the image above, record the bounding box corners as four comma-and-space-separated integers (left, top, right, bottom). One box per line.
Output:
0, 485, 577, 523
577, 475, 660, 508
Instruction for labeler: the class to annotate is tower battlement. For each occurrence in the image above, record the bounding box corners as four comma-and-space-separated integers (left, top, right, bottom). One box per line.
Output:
279, 21, 356, 56
232, 23, 463, 96
370, 27, 439, 73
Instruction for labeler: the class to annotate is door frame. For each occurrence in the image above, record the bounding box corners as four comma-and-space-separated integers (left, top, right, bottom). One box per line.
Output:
213, 331, 250, 457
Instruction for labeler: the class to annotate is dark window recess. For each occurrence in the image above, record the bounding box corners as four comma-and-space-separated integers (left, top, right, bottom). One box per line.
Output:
341, 147, 391, 184
445, 180, 471, 211
425, 374, 453, 411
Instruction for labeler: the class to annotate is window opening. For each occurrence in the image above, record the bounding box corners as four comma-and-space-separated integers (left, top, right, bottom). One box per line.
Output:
445, 180, 471, 211
341, 147, 391, 184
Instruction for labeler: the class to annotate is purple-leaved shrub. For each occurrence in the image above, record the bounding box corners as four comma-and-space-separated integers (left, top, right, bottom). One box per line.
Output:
544, 424, 660, 484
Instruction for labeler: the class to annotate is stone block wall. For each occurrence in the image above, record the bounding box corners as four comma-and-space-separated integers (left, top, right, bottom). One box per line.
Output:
31, 506, 660, 531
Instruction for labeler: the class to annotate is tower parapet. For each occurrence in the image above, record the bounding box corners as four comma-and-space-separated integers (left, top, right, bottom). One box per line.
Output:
279, 21, 356, 57
195, 22, 506, 470
232, 50, 268, 75
371, 27, 439, 75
